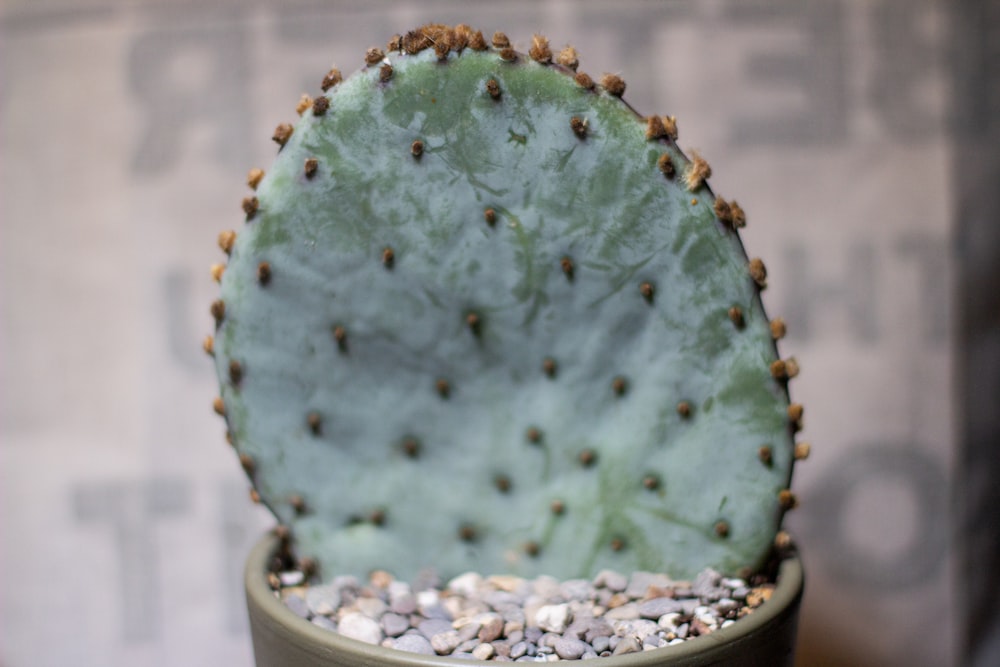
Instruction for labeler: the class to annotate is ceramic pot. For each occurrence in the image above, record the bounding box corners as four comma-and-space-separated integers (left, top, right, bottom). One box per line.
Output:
245, 533, 803, 667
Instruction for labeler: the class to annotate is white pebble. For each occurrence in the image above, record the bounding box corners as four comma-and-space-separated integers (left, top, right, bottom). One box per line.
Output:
449, 572, 484, 597
535, 604, 572, 633
472, 643, 496, 660
338, 612, 383, 645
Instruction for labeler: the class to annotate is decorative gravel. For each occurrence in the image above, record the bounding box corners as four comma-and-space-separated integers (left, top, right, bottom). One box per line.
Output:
270, 563, 779, 661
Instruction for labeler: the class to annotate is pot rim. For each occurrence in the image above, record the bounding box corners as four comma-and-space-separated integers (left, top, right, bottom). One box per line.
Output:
245, 532, 803, 666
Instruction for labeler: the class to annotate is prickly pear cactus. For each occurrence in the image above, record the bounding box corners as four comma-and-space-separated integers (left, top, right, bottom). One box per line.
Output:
208, 24, 804, 583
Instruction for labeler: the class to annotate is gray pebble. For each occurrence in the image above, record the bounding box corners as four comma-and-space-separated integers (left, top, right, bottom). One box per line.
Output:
692, 569, 725, 601
355, 596, 387, 619
390, 593, 418, 615
417, 618, 453, 640
612, 635, 641, 656
594, 570, 628, 593
554, 637, 588, 660
284, 594, 310, 619
457, 639, 481, 653
430, 630, 462, 655
643, 634, 665, 649
458, 622, 482, 643
507, 629, 525, 645
716, 598, 740, 616
591, 636, 610, 653
381, 613, 410, 637
306, 585, 341, 616
584, 618, 614, 642
637, 597, 684, 619
604, 602, 639, 621
503, 608, 526, 625
392, 634, 436, 655
510, 642, 528, 659
311, 616, 337, 631
559, 579, 595, 602
485, 590, 524, 611
625, 572, 671, 599
338, 612, 383, 645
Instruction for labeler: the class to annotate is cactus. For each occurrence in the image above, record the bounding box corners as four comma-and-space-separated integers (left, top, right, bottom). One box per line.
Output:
208, 24, 803, 583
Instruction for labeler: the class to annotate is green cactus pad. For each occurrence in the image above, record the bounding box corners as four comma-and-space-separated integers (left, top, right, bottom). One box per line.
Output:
212, 27, 798, 582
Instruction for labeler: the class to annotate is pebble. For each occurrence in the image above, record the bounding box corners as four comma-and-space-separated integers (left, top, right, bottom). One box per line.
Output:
612, 635, 641, 656
536, 604, 572, 633
284, 593, 310, 619
274, 560, 780, 661
637, 597, 684, 619
473, 643, 496, 660
430, 630, 461, 655
337, 612, 383, 645
381, 613, 410, 637
392, 634, 436, 655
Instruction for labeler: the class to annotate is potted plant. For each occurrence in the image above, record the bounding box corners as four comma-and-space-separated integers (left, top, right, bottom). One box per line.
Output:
207, 23, 806, 665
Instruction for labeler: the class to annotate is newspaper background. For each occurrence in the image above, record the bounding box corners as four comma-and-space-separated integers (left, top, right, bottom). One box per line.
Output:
1, 1, 991, 665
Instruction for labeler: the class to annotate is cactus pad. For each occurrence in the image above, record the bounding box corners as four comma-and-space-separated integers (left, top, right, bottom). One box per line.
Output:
211, 26, 799, 582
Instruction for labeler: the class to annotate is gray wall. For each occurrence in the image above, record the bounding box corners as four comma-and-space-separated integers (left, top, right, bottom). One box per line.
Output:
1, 1, 991, 665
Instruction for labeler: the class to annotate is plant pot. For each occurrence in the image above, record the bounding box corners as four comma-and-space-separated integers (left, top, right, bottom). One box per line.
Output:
245, 533, 804, 666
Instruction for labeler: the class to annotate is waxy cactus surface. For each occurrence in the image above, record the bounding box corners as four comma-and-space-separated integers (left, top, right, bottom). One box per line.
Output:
210, 25, 800, 582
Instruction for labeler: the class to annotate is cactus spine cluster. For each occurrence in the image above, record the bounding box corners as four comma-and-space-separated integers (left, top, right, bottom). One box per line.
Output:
207, 24, 805, 583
